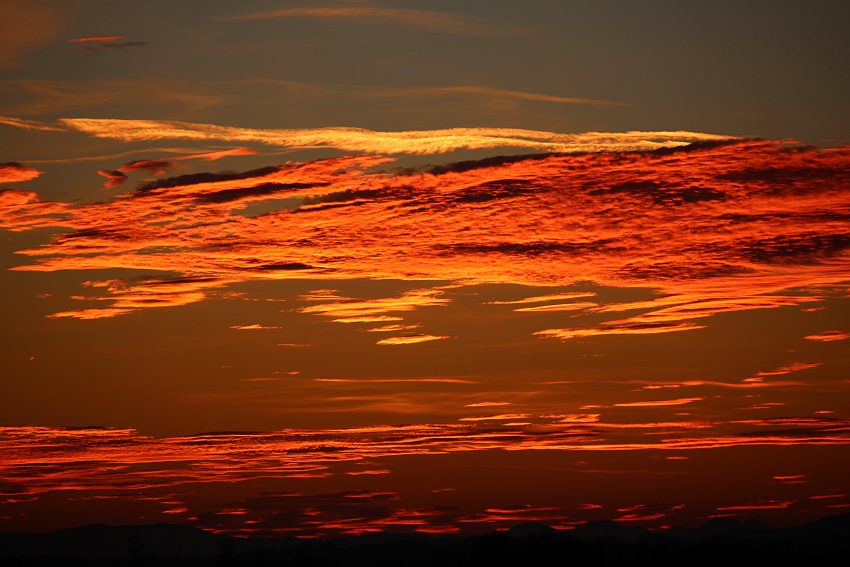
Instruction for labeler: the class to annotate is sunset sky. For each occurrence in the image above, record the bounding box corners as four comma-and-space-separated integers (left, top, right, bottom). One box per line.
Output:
2, 0, 849, 536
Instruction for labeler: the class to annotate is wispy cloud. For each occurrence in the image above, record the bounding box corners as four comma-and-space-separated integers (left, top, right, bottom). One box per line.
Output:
222, 6, 529, 37
534, 322, 706, 341
513, 301, 598, 312
77, 41, 149, 53
754, 362, 821, 377
0, 162, 42, 183
367, 85, 631, 108
67, 36, 125, 42
613, 397, 704, 408
1, 115, 733, 153
0, 81, 225, 115
717, 500, 794, 510
376, 334, 449, 345
3, 417, 849, 506
485, 292, 597, 305
0, 0, 60, 69
804, 330, 850, 342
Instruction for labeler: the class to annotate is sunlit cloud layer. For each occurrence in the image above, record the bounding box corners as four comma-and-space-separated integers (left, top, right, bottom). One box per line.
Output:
0, 162, 42, 183
1, 115, 733, 154
3, 416, 849, 503
2, 137, 848, 342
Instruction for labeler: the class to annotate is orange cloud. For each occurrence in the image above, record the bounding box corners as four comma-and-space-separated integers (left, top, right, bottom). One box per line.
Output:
3, 138, 849, 337
96, 169, 127, 189
613, 398, 704, 407
0, 162, 42, 183
716, 501, 794, 510
375, 334, 449, 345
43, 277, 235, 319
513, 301, 599, 312
534, 323, 706, 340
2, 116, 732, 154
755, 362, 822, 377
46, 307, 134, 319
804, 330, 850, 342
172, 147, 258, 161
0, 188, 39, 206
485, 292, 597, 305
3, 417, 848, 505
299, 289, 449, 319
363, 324, 421, 332
67, 36, 125, 42
117, 159, 178, 175
315, 378, 477, 384
459, 414, 531, 422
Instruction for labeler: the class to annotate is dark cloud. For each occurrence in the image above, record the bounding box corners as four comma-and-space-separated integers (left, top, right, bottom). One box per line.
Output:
118, 159, 178, 176
79, 42, 150, 52
195, 182, 324, 204
135, 166, 282, 194
97, 169, 127, 189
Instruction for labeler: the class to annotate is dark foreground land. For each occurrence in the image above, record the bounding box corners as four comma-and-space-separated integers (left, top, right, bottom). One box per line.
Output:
2, 513, 849, 567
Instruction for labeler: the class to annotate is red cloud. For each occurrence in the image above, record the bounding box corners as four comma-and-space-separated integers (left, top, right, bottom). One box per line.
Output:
68, 36, 126, 42
804, 330, 850, 342
117, 159, 178, 175
0, 162, 42, 183
172, 147, 258, 161
0, 189, 39, 206
97, 169, 127, 189
1, 139, 848, 336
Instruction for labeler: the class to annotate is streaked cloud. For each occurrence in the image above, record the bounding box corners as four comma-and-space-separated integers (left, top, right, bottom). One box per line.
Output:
754, 362, 822, 377
717, 500, 794, 510
375, 334, 449, 345
77, 41, 149, 53
613, 398, 704, 408
46, 307, 134, 320
0, 0, 60, 69
3, 417, 849, 505
363, 324, 421, 332
315, 378, 477, 384
2, 139, 849, 341
0, 162, 41, 183
804, 330, 850, 342
1, 115, 734, 153
368, 85, 630, 108
513, 301, 599, 312
485, 292, 597, 305
299, 289, 449, 320
534, 323, 706, 341
222, 6, 529, 37
0, 81, 226, 115
67, 36, 125, 43
459, 414, 531, 422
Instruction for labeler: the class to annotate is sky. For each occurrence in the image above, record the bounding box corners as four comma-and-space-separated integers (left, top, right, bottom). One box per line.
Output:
1, 0, 849, 536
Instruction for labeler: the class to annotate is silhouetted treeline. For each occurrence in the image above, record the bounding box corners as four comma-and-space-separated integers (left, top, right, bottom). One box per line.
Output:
1, 513, 849, 567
